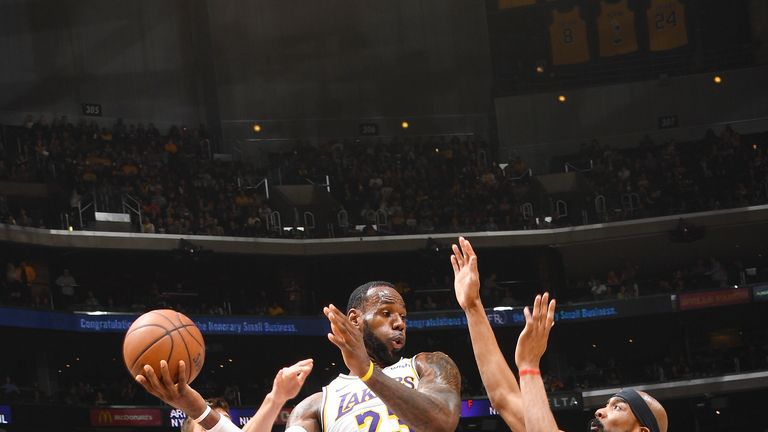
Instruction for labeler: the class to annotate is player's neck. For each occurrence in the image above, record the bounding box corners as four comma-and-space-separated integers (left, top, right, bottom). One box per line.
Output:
370, 356, 400, 369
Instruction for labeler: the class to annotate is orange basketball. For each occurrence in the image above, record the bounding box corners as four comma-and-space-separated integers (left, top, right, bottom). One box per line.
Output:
123, 309, 205, 384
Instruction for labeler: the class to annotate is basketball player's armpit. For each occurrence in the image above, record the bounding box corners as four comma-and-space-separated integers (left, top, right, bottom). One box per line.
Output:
416, 351, 461, 394
285, 392, 322, 432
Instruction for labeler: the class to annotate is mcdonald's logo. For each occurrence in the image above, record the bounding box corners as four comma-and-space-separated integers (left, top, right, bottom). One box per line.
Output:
97, 410, 113, 424
90, 408, 162, 427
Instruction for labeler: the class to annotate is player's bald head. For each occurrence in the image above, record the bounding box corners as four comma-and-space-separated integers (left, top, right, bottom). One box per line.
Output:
637, 391, 668, 432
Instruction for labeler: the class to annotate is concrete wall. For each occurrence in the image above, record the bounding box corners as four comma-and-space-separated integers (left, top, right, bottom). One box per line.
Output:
0, 0, 494, 143
208, 0, 493, 145
0, 0, 207, 129
495, 66, 768, 172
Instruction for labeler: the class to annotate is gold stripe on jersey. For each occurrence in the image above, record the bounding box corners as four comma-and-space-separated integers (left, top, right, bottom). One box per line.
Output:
321, 386, 329, 432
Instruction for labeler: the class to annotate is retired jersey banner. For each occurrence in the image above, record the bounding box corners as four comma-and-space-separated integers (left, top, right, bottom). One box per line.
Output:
90, 408, 163, 427
598, 0, 638, 56
549, 6, 590, 65
647, 0, 688, 51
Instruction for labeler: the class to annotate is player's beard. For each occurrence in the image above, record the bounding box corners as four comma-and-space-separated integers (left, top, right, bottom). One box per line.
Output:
588, 418, 605, 432
363, 323, 401, 366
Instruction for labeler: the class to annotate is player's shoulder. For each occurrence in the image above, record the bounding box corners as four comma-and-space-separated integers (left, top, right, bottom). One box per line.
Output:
287, 391, 324, 425
414, 350, 454, 361
412, 352, 461, 394
293, 391, 324, 412
413, 351, 459, 373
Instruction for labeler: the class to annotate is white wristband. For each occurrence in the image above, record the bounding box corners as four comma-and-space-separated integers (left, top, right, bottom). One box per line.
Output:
205, 414, 241, 432
193, 405, 212, 423
285, 427, 309, 432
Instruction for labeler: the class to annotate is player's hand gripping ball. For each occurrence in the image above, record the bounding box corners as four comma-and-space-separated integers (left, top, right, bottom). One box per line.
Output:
123, 309, 205, 383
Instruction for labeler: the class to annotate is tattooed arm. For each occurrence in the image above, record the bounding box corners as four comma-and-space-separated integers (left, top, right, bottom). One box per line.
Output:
285, 392, 323, 432
323, 304, 461, 432
362, 351, 461, 432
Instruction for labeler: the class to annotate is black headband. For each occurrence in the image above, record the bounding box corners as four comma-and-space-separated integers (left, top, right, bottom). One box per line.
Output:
614, 389, 660, 432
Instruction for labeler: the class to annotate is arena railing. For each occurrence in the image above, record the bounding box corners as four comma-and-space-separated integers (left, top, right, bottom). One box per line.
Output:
2, 204, 768, 255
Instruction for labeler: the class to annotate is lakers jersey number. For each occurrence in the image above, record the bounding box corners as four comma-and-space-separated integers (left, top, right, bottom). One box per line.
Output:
647, 0, 688, 51
549, 6, 590, 65
598, 0, 638, 57
321, 357, 421, 432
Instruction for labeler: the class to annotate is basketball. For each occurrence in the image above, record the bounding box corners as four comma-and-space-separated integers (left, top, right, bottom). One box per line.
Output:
123, 309, 205, 384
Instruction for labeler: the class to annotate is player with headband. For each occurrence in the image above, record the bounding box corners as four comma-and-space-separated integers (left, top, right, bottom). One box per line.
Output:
451, 236, 668, 432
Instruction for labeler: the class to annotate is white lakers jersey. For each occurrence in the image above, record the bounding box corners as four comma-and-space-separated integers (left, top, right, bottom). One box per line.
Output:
321, 357, 420, 432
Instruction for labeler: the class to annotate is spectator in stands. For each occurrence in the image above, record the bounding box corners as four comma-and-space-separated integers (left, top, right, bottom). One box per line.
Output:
481, 272, 500, 306
499, 288, 519, 306
589, 276, 609, 300
19, 260, 36, 286
55, 269, 79, 309
267, 301, 285, 316
120, 380, 138, 403
142, 218, 156, 234
4, 262, 23, 304
707, 257, 729, 288
1, 376, 20, 400
84, 290, 100, 309
19, 260, 49, 308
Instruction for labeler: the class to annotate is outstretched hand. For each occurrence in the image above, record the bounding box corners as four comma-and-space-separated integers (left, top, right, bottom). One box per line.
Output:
515, 293, 556, 370
135, 360, 203, 414
451, 237, 482, 311
324, 304, 371, 377
270, 359, 314, 403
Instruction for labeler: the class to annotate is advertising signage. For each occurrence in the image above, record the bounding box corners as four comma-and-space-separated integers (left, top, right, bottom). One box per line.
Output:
169, 407, 292, 427
0, 294, 676, 335
752, 284, 768, 302
0, 405, 11, 425
231, 407, 291, 426
461, 393, 581, 418
0, 307, 329, 336
90, 408, 163, 427
407, 294, 675, 330
678, 287, 751, 311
